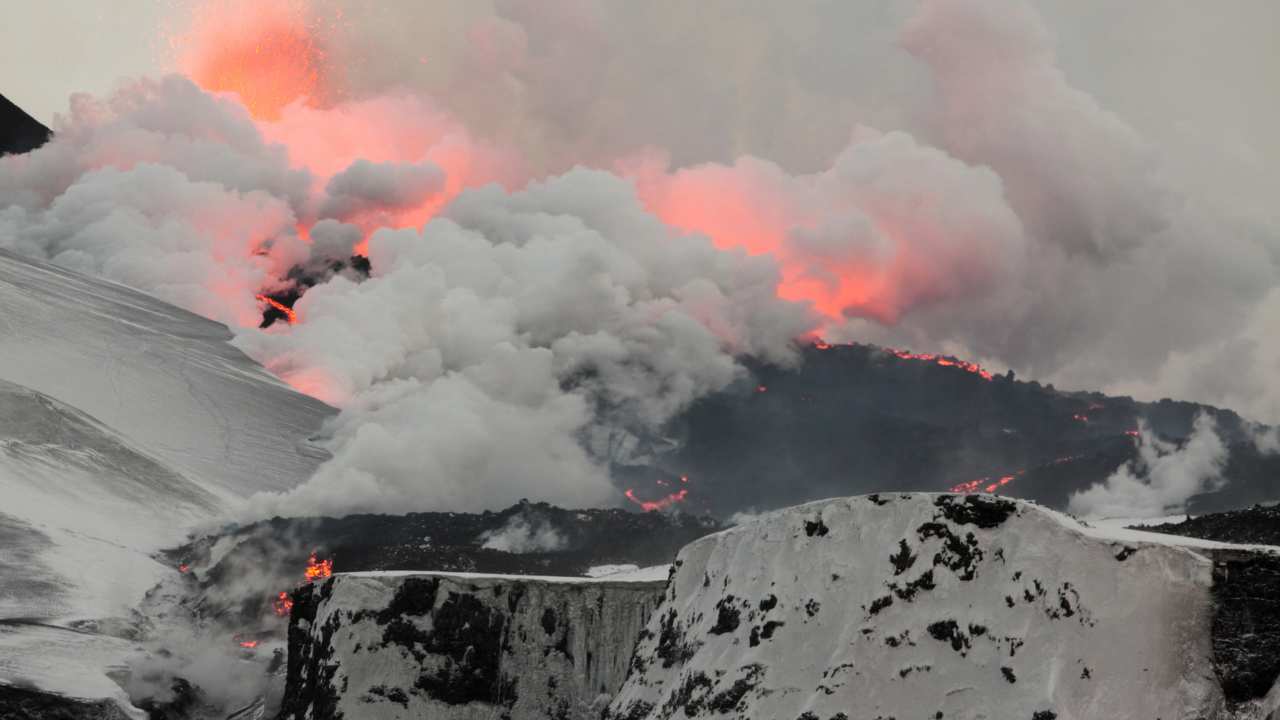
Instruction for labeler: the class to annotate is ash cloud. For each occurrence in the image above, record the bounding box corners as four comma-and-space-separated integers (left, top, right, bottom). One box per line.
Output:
1069, 414, 1228, 519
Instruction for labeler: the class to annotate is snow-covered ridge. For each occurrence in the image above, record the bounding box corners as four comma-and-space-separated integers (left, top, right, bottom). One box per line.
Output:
0, 248, 333, 711
280, 571, 667, 719
607, 493, 1280, 720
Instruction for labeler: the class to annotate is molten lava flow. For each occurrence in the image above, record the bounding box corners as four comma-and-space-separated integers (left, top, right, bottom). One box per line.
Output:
812, 339, 995, 381
256, 295, 298, 324
272, 591, 294, 617
304, 551, 333, 582
948, 455, 1082, 495
625, 476, 691, 512
271, 550, 332, 616
888, 349, 995, 381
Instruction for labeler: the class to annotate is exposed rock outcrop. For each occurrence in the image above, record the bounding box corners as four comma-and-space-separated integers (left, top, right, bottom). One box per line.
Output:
279, 571, 666, 719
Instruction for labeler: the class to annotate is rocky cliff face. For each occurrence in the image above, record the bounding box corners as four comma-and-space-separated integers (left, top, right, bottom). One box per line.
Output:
279, 571, 666, 719
607, 493, 1280, 720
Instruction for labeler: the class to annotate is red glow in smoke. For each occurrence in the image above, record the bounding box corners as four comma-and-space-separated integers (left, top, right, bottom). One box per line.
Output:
172, 0, 323, 121
625, 476, 690, 512
238, 639, 260, 649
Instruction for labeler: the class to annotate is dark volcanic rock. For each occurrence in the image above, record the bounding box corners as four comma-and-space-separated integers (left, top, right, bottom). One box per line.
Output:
1209, 551, 1280, 707
1138, 503, 1280, 547
641, 342, 1277, 516
280, 572, 664, 719
0, 93, 51, 156
0, 684, 132, 720
170, 500, 720, 630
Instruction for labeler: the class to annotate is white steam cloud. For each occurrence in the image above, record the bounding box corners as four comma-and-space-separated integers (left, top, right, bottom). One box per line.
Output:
1069, 414, 1228, 519
478, 513, 568, 554
1, 0, 1278, 518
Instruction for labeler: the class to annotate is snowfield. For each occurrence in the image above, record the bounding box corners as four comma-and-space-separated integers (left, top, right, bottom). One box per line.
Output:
0, 249, 332, 703
607, 493, 1280, 720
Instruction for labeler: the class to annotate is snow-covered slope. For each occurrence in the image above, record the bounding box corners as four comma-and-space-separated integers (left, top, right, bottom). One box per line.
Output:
607, 493, 1280, 720
0, 248, 333, 502
279, 571, 667, 720
0, 249, 333, 707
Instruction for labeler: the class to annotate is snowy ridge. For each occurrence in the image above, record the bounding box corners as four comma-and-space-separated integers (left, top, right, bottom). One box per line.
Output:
0, 249, 332, 708
606, 493, 1280, 720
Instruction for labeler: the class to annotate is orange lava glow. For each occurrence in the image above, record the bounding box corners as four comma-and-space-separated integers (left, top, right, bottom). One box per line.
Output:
256, 295, 298, 324
272, 590, 294, 617
811, 339, 995, 381
625, 476, 690, 512
304, 552, 333, 582
271, 551, 331, 616
888, 349, 995, 381
172, 0, 323, 121
948, 455, 1081, 495
238, 639, 260, 649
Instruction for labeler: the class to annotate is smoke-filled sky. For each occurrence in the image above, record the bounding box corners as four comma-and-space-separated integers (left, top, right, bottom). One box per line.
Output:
1, 0, 1278, 516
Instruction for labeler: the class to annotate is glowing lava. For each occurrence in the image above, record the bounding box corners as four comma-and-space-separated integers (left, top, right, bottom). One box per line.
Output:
238, 639, 260, 649
888, 349, 995, 381
271, 550, 332, 616
256, 295, 298, 324
625, 476, 691, 512
304, 551, 333, 582
811, 339, 995, 381
948, 455, 1082, 495
272, 591, 294, 617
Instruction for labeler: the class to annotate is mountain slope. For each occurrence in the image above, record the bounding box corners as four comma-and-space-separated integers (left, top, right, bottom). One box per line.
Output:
0, 249, 333, 709
0, 93, 50, 156
642, 343, 1280, 516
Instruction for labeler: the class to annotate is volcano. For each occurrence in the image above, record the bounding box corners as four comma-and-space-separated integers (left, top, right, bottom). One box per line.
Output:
0, 93, 51, 156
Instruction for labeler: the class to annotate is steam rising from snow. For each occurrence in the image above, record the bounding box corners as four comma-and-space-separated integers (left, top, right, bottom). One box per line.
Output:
1069, 414, 1228, 519
479, 513, 568, 554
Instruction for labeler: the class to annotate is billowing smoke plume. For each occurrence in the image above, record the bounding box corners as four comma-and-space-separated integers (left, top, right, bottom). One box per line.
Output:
1069, 414, 1228, 519
275, 0, 1280, 422
2, 0, 1278, 517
